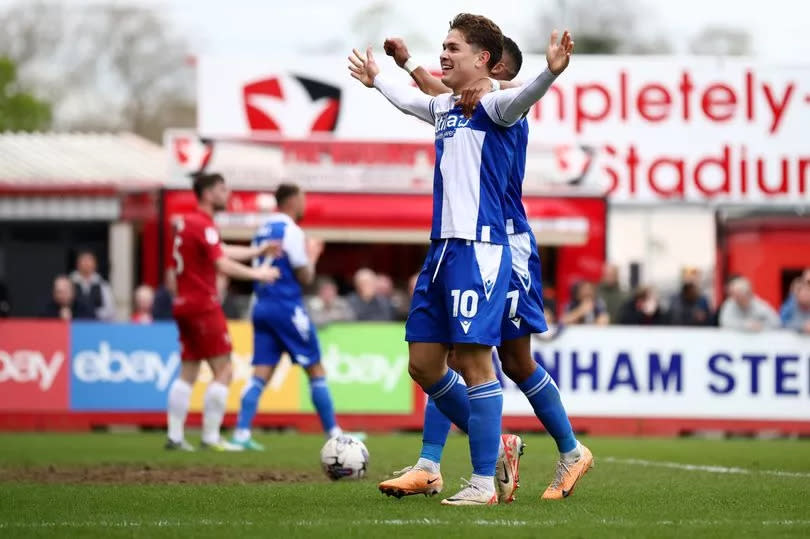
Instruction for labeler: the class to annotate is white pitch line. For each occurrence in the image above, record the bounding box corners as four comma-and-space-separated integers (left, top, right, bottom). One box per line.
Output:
2, 519, 809, 529
602, 457, 810, 479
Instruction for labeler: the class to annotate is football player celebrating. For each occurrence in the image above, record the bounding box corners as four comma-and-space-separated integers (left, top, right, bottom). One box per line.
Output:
379, 33, 593, 502
349, 14, 570, 505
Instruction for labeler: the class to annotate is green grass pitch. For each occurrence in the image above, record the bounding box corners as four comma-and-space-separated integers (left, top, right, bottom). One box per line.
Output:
0, 431, 808, 538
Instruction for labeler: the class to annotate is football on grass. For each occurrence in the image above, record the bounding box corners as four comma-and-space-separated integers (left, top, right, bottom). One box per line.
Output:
320, 435, 369, 480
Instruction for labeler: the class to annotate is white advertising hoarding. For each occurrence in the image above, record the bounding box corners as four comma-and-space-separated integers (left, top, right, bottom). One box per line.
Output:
510, 326, 810, 421
198, 55, 810, 205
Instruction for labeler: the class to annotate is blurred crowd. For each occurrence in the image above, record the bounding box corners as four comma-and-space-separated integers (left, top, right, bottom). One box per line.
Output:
556, 264, 810, 334
5, 251, 809, 336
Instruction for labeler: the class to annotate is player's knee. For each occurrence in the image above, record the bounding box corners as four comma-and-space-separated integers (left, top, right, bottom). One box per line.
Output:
210, 358, 233, 384
500, 355, 536, 385
407, 360, 438, 389
305, 363, 326, 380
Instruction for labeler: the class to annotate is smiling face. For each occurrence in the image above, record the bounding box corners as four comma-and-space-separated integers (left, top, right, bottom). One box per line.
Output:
439, 13, 503, 93
440, 29, 490, 91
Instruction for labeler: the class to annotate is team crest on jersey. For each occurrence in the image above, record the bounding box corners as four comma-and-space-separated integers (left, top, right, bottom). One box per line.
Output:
435, 111, 471, 139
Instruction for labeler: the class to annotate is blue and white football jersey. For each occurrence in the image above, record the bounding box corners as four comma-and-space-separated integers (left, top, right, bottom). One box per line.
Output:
251, 212, 321, 366
428, 94, 520, 245
503, 118, 531, 235
252, 212, 308, 304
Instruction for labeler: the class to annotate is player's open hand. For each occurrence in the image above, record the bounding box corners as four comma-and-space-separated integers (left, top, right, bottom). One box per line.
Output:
458, 78, 492, 118
255, 266, 281, 284
383, 38, 411, 68
547, 29, 574, 75
348, 47, 379, 88
257, 241, 282, 258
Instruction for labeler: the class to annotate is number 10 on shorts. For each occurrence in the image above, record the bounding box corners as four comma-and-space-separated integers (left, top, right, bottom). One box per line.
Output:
451, 289, 479, 318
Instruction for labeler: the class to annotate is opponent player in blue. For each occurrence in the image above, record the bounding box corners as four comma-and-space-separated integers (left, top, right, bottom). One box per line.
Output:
349, 13, 568, 505
381, 33, 593, 502
231, 183, 342, 450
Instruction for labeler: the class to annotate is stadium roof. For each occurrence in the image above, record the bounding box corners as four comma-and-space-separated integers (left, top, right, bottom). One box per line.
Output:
0, 132, 164, 193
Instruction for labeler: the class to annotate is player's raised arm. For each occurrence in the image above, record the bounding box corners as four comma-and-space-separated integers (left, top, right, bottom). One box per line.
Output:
222, 241, 281, 262
215, 256, 279, 284
481, 29, 574, 127
383, 37, 451, 97
348, 46, 436, 124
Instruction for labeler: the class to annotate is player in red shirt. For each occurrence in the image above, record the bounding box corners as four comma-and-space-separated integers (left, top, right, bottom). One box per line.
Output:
166, 172, 279, 451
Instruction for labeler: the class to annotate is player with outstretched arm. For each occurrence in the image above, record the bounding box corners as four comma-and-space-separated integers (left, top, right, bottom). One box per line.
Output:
349, 13, 571, 505
379, 33, 593, 502
231, 183, 343, 450
165, 172, 280, 452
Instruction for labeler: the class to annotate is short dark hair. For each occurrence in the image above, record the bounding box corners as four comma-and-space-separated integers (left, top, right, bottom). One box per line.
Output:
275, 183, 301, 208
191, 172, 225, 200
502, 36, 523, 77
449, 13, 503, 69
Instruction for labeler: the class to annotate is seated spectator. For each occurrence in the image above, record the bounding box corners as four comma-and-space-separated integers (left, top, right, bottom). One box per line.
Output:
780, 268, 810, 324
562, 281, 609, 325
669, 282, 712, 326
376, 274, 409, 321
783, 277, 810, 334
152, 269, 175, 320
407, 273, 419, 299
597, 263, 627, 323
70, 250, 116, 320
307, 277, 355, 327
0, 280, 9, 317
619, 286, 668, 325
132, 285, 155, 324
42, 275, 76, 320
542, 283, 557, 325
347, 268, 395, 321
719, 277, 780, 331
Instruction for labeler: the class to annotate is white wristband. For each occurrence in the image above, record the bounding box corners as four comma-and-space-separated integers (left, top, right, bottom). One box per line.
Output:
403, 57, 420, 74
489, 78, 501, 91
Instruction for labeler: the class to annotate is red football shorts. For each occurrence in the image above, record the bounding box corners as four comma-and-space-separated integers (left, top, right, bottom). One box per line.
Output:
174, 308, 232, 361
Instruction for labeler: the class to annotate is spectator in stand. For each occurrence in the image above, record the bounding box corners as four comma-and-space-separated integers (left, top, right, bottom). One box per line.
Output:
407, 273, 419, 299
669, 281, 712, 326
719, 276, 780, 331
376, 274, 409, 321
597, 263, 626, 323
152, 269, 175, 320
70, 250, 115, 320
42, 275, 76, 320
0, 280, 9, 317
132, 285, 155, 324
307, 276, 355, 327
780, 268, 810, 324
562, 281, 609, 325
347, 267, 394, 321
542, 283, 557, 325
618, 286, 669, 325
782, 276, 810, 334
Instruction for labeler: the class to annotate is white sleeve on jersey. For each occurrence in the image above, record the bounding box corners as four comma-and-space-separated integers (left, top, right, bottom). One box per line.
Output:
372, 73, 440, 125
283, 223, 309, 269
480, 68, 558, 127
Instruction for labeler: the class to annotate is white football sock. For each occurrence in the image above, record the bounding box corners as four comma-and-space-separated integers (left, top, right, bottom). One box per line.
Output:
415, 458, 440, 474
233, 428, 251, 443
470, 473, 496, 493
562, 441, 582, 463
202, 381, 229, 445
167, 378, 192, 443
328, 426, 343, 439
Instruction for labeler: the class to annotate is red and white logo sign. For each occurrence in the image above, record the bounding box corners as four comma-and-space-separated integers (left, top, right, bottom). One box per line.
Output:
243, 74, 341, 135
0, 320, 70, 410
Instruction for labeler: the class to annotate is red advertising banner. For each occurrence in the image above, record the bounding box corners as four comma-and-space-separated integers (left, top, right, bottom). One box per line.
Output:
0, 320, 70, 411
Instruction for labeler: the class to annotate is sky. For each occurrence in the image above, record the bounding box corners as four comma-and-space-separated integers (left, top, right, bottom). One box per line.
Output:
3, 0, 809, 62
